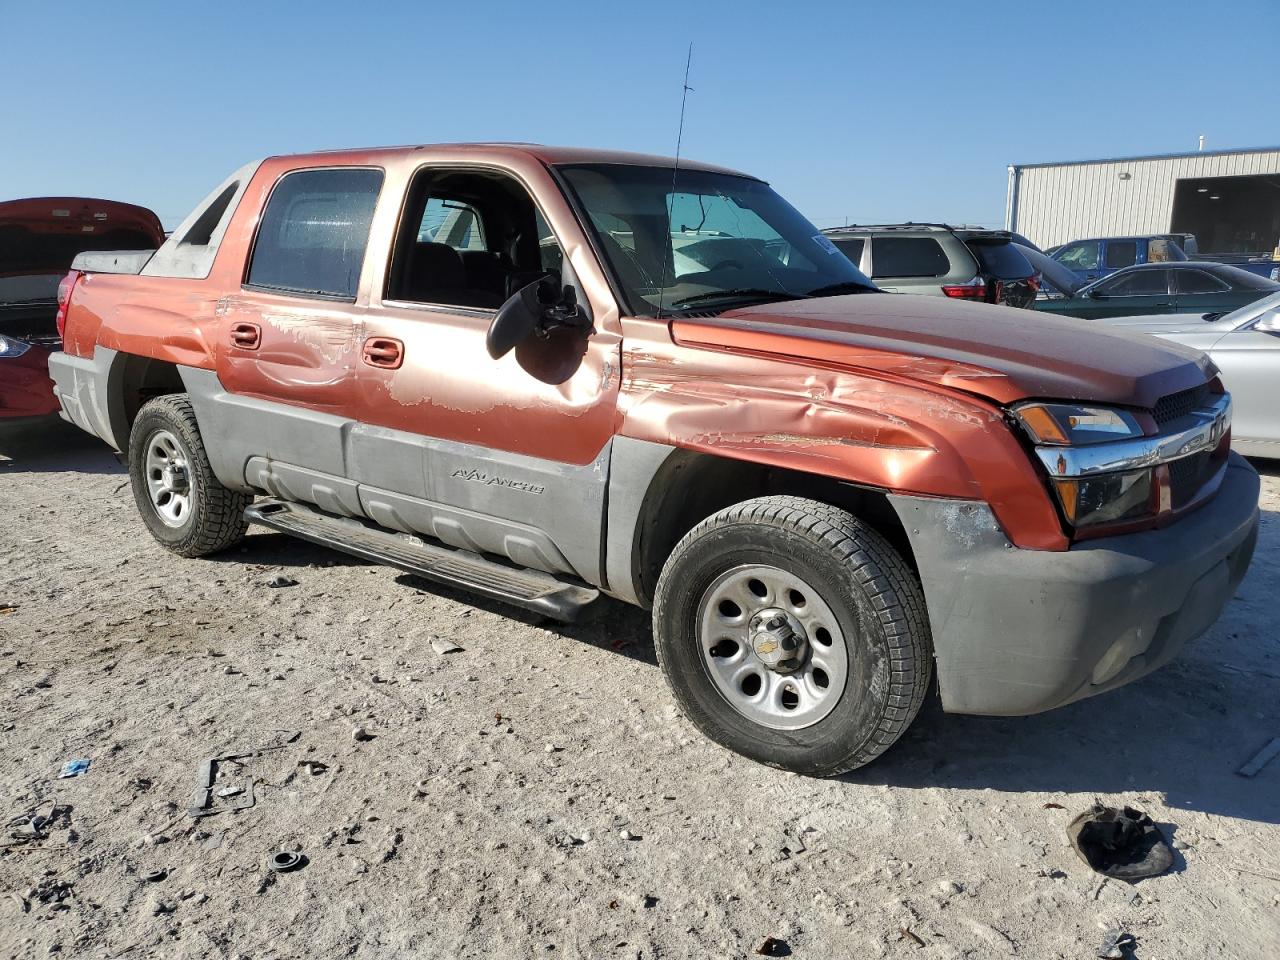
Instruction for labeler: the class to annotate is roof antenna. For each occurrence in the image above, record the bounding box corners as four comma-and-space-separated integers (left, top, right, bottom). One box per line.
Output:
656, 43, 694, 320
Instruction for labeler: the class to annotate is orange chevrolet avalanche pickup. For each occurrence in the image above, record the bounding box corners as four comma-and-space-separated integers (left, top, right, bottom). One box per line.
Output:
48, 145, 1258, 774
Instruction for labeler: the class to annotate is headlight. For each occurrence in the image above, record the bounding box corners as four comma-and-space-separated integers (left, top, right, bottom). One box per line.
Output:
1052, 469, 1153, 527
1014, 401, 1152, 531
0, 334, 32, 358
1013, 402, 1142, 445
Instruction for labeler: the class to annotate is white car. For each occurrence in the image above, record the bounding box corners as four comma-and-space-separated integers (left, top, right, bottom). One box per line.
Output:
1096, 291, 1280, 458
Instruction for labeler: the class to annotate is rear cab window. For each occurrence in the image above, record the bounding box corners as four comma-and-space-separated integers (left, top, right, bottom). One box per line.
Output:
246, 167, 384, 300
1104, 240, 1138, 269
871, 236, 949, 278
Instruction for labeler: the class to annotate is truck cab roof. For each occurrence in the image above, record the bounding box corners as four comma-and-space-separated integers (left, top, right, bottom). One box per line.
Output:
265, 143, 758, 180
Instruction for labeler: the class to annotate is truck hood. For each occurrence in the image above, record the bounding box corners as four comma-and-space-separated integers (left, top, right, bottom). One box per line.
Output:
671, 293, 1214, 409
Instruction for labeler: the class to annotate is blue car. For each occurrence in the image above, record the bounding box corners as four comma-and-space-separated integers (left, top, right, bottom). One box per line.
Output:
1050, 235, 1188, 286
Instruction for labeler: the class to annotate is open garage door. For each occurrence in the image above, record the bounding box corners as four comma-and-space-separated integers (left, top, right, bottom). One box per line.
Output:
1171, 174, 1280, 254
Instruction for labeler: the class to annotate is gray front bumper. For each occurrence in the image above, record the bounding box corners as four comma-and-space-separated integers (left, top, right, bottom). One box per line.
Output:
890, 452, 1260, 716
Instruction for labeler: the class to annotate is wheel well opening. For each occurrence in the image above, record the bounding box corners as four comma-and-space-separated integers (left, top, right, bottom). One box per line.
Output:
632, 451, 915, 607
119, 356, 185, 430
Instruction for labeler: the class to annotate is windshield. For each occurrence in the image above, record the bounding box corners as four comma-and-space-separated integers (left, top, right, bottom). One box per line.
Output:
557, 164, 876, 316
1219, 289, 1280, 327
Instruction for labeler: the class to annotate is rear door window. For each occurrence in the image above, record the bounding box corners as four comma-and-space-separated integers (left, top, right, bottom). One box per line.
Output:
1099, 269, 1170, 296
968, 241, 1033, 279
871, 236, 949, 278
1104, 240, 1138, 269
1175, 269, 1230, 294
246, 167, 383, 299
1055, 241, 1101, 271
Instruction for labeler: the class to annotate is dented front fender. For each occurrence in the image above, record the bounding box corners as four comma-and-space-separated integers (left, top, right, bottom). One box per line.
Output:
616, 318, 1067, 551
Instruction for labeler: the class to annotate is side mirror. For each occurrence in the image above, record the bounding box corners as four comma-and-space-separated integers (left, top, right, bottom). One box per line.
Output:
1254, 311, 1280, 335
486, 276, 589, 359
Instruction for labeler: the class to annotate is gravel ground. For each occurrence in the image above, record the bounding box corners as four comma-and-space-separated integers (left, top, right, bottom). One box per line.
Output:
1, 420, 1278, 960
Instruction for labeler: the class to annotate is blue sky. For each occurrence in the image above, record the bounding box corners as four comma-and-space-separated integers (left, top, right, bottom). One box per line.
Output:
3, 0, 1276, 230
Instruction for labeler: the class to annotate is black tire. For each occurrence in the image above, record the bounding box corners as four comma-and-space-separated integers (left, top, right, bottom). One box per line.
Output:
652, 496, 932, 776
127, 394, 250, 557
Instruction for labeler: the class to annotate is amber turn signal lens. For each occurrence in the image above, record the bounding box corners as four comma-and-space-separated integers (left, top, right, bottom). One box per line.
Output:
1019, 406, 1070, 445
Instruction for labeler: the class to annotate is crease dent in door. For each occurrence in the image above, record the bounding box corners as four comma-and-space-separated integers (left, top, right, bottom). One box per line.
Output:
261, 313, 358, 367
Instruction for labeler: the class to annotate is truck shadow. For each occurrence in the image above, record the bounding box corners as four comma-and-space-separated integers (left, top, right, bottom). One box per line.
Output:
0, 418, 124, 475
844, 656, 1280, 825
389, 573, 662, 668
213, 529, 378, 570
1247, 455, 1280, 478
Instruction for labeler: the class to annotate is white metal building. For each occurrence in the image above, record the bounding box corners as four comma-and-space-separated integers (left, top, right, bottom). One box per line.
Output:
1005, 146, 1280, 253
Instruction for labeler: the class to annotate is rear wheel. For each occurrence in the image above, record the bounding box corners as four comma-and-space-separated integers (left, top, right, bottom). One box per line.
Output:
127, 394, 249, 557
652, 496, 931, 776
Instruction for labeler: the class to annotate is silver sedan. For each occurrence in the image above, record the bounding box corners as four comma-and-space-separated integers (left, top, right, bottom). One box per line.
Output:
1095, 291, 1280, 458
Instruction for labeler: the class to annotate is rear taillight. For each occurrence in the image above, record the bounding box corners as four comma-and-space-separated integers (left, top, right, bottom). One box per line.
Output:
941, 277, 985, 300
55, 271, 82, 340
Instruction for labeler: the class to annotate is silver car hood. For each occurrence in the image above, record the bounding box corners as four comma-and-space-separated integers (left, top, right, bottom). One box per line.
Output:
1092, 313, 1219, 334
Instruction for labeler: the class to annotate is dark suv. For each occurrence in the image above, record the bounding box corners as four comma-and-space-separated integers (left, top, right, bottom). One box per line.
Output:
823, 223, 1039, 308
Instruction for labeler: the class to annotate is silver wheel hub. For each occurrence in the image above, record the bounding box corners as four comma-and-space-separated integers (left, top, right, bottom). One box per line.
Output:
749, 608, 807, 673
698, 564, 849, 731
144, 429, 194, 528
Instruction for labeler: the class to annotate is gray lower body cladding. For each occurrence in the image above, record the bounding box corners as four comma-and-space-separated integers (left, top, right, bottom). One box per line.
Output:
174, 367, 613, 586
891, 452, 1260, 716
47, 346, 130, 451
45, 357, 677, 596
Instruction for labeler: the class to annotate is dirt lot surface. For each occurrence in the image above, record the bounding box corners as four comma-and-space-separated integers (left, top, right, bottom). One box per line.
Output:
1, 420, 1278, 960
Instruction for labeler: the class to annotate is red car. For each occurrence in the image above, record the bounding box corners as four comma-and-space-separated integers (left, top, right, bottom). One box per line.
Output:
0, 197, 163, 425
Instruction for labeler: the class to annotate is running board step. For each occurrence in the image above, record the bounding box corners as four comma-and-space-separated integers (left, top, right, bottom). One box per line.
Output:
244, 499, 599, 622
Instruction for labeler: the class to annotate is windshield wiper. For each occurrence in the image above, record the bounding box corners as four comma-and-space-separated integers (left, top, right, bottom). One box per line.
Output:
668, 288, 807, 311
804, 281, 878, 298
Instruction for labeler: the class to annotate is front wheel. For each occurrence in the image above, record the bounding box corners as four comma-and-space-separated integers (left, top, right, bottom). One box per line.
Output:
128, 394, 250, 557
652, 496, 932, 776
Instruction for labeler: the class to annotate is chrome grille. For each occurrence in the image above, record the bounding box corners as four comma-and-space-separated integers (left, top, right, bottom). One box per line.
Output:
1153, 383, 1211, 426
1168, 451, 1214, 509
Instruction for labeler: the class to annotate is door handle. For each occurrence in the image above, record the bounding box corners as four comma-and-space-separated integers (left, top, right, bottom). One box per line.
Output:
363, 336, 404, 370
230, 322, 261, 350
